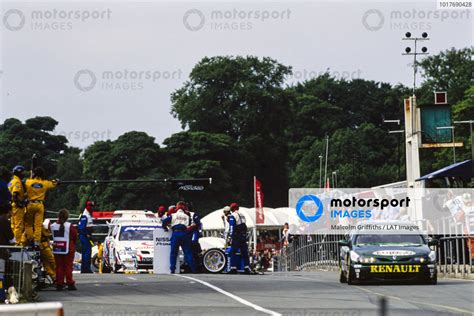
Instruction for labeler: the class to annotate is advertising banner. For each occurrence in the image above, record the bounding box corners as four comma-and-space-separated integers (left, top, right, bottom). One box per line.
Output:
153, 228, 177, 274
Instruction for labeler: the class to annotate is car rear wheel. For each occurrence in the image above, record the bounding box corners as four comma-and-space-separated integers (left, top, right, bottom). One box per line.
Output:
202, 248, 227, 273
428, 274, 437, 285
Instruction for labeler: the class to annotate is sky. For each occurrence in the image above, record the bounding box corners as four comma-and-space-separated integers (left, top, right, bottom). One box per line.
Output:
0, 0, 472, 148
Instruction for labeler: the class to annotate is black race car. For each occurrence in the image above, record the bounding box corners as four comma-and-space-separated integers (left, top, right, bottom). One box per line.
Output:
339, 227, 438, 285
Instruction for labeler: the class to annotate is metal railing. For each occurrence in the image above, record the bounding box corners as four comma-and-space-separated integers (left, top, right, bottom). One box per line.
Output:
0, 246, 25, 302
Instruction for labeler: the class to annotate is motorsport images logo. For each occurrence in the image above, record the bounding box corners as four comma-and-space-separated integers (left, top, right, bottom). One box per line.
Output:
295, 194, 411, 223
2, 8, 112, 31
182, 8, 291, 32
73, 68, 183, 92
361, 8, 471, 32
295, 195, 324, 222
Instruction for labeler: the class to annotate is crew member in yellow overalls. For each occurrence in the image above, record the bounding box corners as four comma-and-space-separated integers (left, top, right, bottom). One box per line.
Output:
40, 219, 56, 282
25, 167, 58, 247
8, 165, 27, 246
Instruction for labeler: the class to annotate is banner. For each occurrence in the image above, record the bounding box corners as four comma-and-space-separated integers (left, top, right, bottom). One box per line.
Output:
255, 177, 264, 224
153, 228, 178, 274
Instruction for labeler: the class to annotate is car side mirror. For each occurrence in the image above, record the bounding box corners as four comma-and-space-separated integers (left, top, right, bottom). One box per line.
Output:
339, 239, 350, 247
428, 239, 439, 247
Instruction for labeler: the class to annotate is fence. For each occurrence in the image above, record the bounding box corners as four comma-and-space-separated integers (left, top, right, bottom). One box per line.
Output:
278, 233, 474, 279
0, 246, 35, 302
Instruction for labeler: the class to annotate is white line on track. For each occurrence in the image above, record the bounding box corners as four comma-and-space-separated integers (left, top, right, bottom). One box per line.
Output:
127, 276, 138, 281
174, 275, 282, 316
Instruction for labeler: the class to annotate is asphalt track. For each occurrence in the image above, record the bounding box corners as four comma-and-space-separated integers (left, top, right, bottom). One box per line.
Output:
39, 271, 474, 316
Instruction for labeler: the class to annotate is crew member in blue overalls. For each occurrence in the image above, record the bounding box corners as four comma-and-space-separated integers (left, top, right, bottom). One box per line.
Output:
227, 202, 252, 274
78, 200, 94, 273
162, 201, 196, 274
185, 208, 202, 272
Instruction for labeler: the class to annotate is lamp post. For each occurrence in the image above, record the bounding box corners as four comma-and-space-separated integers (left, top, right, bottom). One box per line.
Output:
324, 135, 329, 189
454, 120, 474, 163
437, 126, 456, 164
319, 155, 323, 188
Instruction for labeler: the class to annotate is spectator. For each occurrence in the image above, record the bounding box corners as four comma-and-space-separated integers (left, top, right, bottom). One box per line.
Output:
282, 223, 290, 247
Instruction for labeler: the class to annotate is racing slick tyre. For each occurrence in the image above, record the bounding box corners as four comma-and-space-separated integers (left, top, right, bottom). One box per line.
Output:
347, 260, 357, 285
427, 274, 437, 285
92, 254, 100, 270
202, 248, 227, 274
339, 269, 347, 283
101, 260, 112, 273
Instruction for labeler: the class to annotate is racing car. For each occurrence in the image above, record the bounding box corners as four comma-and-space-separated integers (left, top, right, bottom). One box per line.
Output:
102, 221, 159, 273
339, 221, 438, 285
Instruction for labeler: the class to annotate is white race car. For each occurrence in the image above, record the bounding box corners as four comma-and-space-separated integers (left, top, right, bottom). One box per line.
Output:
102, 222, 159, 273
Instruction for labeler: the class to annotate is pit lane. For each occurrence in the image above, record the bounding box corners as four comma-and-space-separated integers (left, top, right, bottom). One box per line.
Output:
39, 272, 474, 316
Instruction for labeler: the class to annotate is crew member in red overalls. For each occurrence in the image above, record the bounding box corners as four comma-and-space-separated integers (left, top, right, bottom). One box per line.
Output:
51, 209, 78, 291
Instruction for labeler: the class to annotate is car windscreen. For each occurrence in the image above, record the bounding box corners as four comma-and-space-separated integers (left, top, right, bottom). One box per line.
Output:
119, 226, 158, 241
354, 234, 425, 246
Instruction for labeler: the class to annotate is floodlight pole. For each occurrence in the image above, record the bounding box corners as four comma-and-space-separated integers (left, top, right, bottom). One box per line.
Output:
402, 32, 428, 189
318, 155, 323, 188
324, 136, 329, 189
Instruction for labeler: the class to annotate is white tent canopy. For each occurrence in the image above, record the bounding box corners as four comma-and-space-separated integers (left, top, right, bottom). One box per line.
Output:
201, 207, 294, 231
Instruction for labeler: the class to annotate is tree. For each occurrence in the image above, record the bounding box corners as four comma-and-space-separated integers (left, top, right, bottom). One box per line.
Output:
171, 56, 293, 207
162, 131, 247, 212
82, 132, 164, 210
418, 47, 473, 105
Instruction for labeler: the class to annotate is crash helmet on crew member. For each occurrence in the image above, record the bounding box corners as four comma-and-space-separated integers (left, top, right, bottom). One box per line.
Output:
157, 205, 166, 217
230, 202, 239, 211
176, 201, 187, 211
12, 165, 25, 176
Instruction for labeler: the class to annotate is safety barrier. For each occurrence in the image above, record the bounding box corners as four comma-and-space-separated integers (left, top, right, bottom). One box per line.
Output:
0, 246, 35, 303
0, 302, 63, 315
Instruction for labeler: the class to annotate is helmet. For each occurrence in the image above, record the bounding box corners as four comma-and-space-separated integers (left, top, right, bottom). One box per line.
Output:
12, 165, 25, 174
223, 206, 231, 213
86, 201, 95, 207
230, 202, 239, 211
176, 201, 187, 211
157, 206, 166, 215
168, 205, 175, 211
